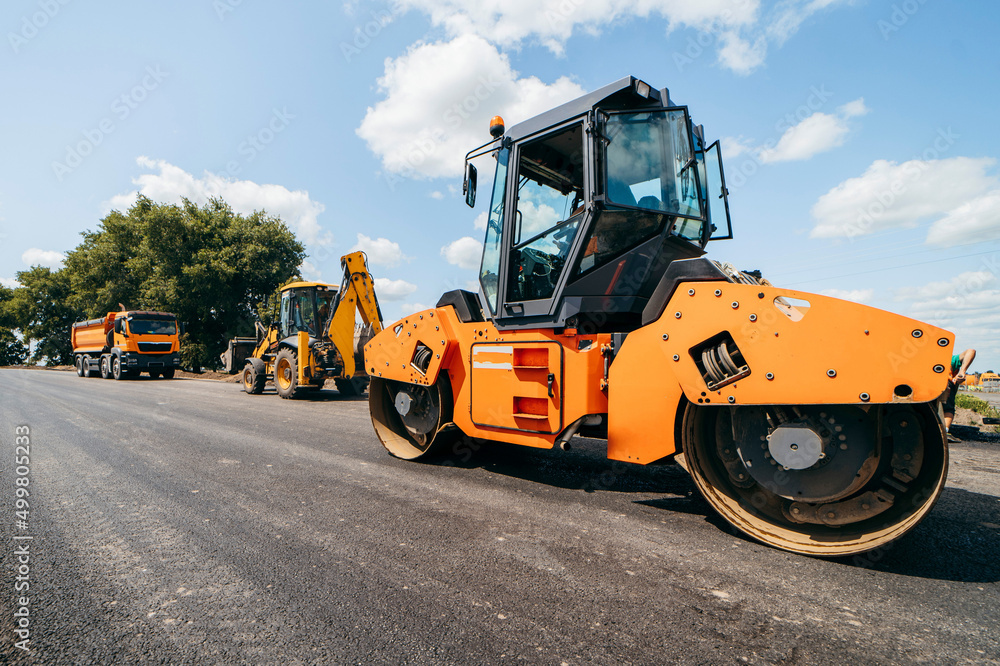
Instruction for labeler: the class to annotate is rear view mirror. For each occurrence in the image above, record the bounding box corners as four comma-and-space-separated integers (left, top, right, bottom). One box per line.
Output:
114, 318, 124, 335
464, 163, 477, 208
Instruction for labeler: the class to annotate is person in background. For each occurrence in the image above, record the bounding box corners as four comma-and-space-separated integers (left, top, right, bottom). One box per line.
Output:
943, 348, 976, 442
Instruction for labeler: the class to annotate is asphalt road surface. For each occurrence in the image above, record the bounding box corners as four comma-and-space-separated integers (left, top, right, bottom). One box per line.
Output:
2, 368, 998, 665
974, 390, 1000, 410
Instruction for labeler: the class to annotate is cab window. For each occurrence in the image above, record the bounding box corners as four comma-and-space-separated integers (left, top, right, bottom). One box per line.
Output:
279, 291, 292, 338
479, 147, 509, 315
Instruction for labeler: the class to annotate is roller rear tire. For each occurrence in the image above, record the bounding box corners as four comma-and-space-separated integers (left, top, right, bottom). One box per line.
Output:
680, 402, 948, 556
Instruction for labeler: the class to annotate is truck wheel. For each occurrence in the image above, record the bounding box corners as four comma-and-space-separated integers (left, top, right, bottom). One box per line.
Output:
100, 356, 112, 379
112, 356, 127, 380
242, 363, 265, 394
274, 348, 299, 399
75, 355, 85, 377
162, 368, 175, 379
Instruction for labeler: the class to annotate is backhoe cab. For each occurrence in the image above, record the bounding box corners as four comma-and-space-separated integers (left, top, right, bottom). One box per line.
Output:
366, 76, 953, 557
222, 251, 383, 398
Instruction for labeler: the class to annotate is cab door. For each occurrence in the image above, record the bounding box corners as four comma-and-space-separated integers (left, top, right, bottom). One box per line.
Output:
496, 118, 590, 324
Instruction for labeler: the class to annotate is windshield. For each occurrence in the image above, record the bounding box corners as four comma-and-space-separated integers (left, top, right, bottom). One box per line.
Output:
128, 318, 177, 335
604, 109, 703, 226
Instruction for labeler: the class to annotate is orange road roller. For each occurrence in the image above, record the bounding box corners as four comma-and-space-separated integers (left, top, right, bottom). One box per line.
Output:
365, 76, 952, 556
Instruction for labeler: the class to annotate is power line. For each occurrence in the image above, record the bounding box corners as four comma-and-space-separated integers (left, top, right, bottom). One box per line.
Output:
785, 248, 1000, 286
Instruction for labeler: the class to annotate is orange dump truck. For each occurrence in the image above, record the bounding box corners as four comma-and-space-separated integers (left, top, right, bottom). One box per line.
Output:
71, 310, 182, 380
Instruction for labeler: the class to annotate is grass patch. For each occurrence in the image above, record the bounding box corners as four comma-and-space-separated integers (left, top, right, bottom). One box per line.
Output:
956, 393, 1000, 433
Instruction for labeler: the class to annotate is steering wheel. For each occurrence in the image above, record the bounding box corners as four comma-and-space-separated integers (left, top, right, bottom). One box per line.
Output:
521, 247, 553, 276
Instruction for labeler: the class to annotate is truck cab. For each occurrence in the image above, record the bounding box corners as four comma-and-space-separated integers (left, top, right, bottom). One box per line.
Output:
72, 310, 182, 380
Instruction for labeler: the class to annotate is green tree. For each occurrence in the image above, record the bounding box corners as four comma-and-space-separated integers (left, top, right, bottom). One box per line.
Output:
0, 284, 28, 365
6, 267, 80, 366
64, 196, 305, 368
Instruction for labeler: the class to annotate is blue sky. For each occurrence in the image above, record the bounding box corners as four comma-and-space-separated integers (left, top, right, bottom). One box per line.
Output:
2, 0, 999, 371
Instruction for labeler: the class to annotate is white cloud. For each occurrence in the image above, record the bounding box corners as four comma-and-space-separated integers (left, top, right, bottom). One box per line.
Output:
299, 260, 322, 281
810, 157, 999, 239
359, 5, 860, 181
720, 135, 756, 160
895, 271, 997, 304
760, 112, 847, 163
893, 271, 1000, 353
398, 0, 760, 56
1, 277, 19, 289
397, 0, 851, 75
400, 302, 433, 314
374, 277, 419, 300
925, 190, 1000, 247
838, 97, 869, 118
350, 233, 409, 267
21, 248, 66, 269
517, 200, 562, 238
819, 288, 874, 304
356, 34, 585, 180
891, 270, 1000, 375
717, 31, 767, 75
766, 0, 848, 45
759, 98, 866, 164
473, 211, 488, 231
429, 191, 445, 200
105, 157, 331, 247
441, 236, 483, 270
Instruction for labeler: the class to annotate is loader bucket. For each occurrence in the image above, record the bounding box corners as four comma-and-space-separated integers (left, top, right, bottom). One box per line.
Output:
221, 337, 257, 373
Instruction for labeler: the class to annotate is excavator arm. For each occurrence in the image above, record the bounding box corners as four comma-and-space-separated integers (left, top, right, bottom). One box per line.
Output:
327, 251, 384, 378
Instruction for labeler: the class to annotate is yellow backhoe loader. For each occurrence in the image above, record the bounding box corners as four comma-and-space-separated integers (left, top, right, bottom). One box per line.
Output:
222, 252, 383, 398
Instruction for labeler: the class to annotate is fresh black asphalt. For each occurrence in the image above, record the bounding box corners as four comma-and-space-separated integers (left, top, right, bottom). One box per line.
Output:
2, 369, 998, 664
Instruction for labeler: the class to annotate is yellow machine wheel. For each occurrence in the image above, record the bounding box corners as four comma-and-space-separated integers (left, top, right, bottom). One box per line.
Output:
680, 402, 948, 556
369, 376, 455, 460
242, 363, 265, 394
274, 348, 299, 399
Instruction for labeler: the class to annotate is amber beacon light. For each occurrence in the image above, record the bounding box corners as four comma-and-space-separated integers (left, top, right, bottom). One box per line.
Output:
489, 115, 505, 138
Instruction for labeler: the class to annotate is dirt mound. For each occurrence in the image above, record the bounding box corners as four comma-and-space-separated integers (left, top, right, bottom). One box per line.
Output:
175, 369, 242, 383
